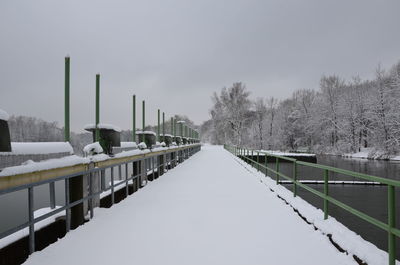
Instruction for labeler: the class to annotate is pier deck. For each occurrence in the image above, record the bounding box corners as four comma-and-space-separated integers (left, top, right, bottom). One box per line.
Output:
23, 145, 354, 265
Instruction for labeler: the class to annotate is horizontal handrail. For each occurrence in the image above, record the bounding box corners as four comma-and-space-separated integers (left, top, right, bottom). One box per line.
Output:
0, 144, 201, 257
225, 144, 398, 265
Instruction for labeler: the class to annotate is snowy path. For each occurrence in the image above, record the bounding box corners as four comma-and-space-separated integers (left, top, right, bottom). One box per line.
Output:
23, 145, 355, 265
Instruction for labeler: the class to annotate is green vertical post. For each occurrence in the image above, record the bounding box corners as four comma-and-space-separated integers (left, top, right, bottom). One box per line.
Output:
174, 119, 177, 137
132, 95, 136, 142
64, 56, 70, 142
257, 151, 260, 171
170, 117, 173, 135
157, 109, 160, 142
388, 185, 396, 265
180, 122, 183, 137
142, 100, 145, 130
162, 112, 165, 140
95, 74, 100, 142
265, 154, 268, 177
293, 161, 298, 197
324, 169, 329, 220
276, 157, 280, 185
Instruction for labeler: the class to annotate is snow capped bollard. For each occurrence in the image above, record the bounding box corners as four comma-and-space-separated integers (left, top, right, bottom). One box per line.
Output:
174, 136, 182, 146
160, 134, 172, 147
84, 124, 121, 155
0, 109, 11, 152
136, 131, 156, 150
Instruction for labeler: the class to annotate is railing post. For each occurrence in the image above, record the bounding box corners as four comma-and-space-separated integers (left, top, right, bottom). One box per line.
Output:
265, 153, 268, 177
111, 167, 114, 205
65, 179, 70, 233
88, 170, 94, 219
257, 151, 260, 171
293, 161, 297, 197
388, 185, 396, 265
324, 169, 329, 220
28, 187, 35, 254
276, 157, 280, 185
49, 182, 56, 209
125, 163, 129, 197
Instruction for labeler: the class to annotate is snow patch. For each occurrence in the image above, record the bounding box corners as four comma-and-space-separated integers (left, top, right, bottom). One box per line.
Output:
0, 142, 73, 156
136, 131, 156, 136
83, 142, 103, 156
84, 124, 121, 132
0, 109, 9, 121
0, 155, 87, 177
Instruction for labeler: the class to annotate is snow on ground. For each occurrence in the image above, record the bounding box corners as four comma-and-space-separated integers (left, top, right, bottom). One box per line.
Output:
23, 145, 355, 265
343, 148, 400, 161
233, 153, 397, 265
258, 150, 316, 157
0, 142, 73, 156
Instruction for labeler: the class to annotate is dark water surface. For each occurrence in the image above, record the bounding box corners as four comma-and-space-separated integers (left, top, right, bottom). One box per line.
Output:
253, 155, 400, 258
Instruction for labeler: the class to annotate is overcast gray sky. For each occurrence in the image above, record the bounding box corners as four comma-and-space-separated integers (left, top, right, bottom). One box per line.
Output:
1, 0, 400, 132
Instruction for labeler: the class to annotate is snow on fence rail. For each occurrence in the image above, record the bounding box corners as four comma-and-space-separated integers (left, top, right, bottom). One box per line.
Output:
225, 144, 400, 265
0, 143, 201, 264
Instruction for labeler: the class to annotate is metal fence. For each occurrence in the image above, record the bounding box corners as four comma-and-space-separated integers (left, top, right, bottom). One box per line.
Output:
224, 144, 399, 265
0, 144, 201, 258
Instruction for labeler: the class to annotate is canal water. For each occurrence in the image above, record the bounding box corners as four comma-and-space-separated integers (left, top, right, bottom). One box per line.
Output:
251, 155, 400, 258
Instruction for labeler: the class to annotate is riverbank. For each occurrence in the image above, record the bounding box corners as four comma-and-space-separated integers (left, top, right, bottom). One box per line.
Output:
341, 148, 400, 161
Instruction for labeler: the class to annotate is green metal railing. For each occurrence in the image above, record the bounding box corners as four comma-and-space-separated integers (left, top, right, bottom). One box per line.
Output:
224, 144, 398, 265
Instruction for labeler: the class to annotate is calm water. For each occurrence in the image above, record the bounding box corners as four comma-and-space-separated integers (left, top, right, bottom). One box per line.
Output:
252, 155, 400, 257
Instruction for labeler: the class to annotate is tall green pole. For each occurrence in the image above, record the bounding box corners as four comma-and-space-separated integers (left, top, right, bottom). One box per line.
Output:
64, 56, 70, 142
95, 74, 100, 142
132, 95, 136, 142
162, 112, 165, 138
142, 100, 145, 130
170, 117, 173, 135
174, 118, 177, 137
157, 109, 160, 142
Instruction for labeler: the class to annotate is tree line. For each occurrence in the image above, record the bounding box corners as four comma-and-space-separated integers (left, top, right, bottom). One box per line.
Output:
202, 61, 400, 156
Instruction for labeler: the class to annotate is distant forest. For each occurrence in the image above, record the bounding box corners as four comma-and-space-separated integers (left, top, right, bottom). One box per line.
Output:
201, 61, 400, 156
7, 115, 198, 155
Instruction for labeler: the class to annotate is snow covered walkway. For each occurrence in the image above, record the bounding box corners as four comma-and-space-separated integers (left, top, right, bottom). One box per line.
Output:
23, 145, 355, 265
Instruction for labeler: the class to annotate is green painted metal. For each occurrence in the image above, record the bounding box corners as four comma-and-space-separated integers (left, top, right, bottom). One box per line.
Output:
293, 162, 297, 197
64, 56, 70, 142
95, 74, 100, 142
224, 145, 399, 265
388, 185, 396, 265
142, 100, 145, 130
265, 153, 268, 177
276, 157, 280, 185
157, 109, 160, 142
324, 169, 329, 220
132, 95, 136, 142
170, 117, 173, 135
162, 112, 165, 140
